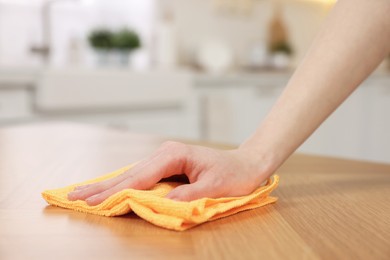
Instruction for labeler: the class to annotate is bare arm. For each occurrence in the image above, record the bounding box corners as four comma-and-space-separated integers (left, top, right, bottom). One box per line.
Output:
241, 0, 390, 174
69, 0, 390, 205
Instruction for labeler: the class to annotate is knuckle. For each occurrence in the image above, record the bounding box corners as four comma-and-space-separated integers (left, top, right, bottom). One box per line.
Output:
161, 141, 191, 158
175, 188, 192, 201
127, 176, 143, 189
131, 179, 141, 189
160, 141, 184, 151
94, 182, 107, 192
209, 177, 227, 196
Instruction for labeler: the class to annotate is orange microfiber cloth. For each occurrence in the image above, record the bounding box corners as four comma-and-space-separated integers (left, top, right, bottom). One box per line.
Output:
42, 164, 279, 231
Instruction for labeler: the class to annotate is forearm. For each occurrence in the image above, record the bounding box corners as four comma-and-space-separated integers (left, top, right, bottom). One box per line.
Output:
240, 0, 390, 173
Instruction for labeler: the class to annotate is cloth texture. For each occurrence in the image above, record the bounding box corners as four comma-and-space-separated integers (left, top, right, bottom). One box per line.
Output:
42, 164, 279, 231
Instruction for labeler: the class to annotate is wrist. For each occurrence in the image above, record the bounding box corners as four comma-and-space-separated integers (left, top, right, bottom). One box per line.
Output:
237, 142, 281, 178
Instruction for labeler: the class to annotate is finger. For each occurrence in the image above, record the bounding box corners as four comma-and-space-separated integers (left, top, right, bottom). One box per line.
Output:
74, 184, 91, 191
67, 172, 131, 201
84, 167, 165, 206
68, 157, 163, 201
85, 151, 188, 206
166, 179, 220, 202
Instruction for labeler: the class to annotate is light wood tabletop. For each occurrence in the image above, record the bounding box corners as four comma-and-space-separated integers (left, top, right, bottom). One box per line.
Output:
1, 123, 389, 260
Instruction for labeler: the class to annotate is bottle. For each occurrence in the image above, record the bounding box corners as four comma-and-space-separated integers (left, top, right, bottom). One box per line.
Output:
67, 34, 83, 67
155, 9, 178, 69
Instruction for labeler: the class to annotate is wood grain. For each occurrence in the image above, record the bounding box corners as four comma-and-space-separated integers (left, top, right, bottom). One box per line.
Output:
0, 122, 389, 259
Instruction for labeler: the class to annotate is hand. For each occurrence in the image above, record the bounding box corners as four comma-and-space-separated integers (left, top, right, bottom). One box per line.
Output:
67, 141, 274, 206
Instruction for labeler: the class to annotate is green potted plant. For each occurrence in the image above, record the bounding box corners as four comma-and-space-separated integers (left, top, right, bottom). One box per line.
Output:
269, 41, 293, 69
111, 28, 141, 66
88, 28, 113, 66
270, 41, 293, 56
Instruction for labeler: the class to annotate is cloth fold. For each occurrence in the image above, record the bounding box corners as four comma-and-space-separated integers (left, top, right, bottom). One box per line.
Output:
42, 164, 279, 231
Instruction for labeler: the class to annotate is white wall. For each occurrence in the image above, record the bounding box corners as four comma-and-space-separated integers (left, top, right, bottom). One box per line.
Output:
0, 3, 42, 67
158, 0, 330, 67
0, 0, 155, 67
0, 0, 332, 69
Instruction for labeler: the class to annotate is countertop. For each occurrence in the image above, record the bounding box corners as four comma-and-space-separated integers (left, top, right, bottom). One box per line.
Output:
0, 66, 389, 89
0, 67, 40, 88
0, 123, 389, 259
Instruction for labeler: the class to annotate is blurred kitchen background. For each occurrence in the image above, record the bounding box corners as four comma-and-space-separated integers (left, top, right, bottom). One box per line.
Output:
1, 0, 390, 163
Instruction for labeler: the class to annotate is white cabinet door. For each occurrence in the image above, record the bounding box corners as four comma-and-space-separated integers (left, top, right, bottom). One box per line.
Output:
299, 75, 390, 164
34, 69, 193, 139
194, 74, 390, 163
36, 69, 191, 111
243, 82, 285, 143
197, 86, 252, 144
195, 79, 285, 145
48, 109, 189, 139
298, 85, 368, 160
362, 82, 390, 162
0, 88, 32, 120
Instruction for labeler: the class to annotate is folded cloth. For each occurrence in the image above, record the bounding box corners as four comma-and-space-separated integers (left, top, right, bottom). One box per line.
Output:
42, 164, 279, 231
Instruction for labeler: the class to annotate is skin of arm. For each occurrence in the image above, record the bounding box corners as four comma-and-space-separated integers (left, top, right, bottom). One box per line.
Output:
239, 0, 390, 172
68, 0, 390, 205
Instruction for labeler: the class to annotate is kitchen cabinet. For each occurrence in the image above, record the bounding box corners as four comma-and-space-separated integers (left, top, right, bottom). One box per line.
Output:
0, 84, 33, 121
298, 84, 368, 159
40, 109, 190, 139
194, 73, 390, 163
239, 77, 286, 142
193, 73, 289, 143
0, 68, 389, 162
0, 70, 38, 123
300, 75, 390, 162
35, 69, 190, 111
33, 69, 194, 139
0, 69, 194, 139
361, 77, 390, 162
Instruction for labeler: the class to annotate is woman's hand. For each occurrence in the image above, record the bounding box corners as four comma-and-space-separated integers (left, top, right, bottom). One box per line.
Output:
67, 141, 275, 206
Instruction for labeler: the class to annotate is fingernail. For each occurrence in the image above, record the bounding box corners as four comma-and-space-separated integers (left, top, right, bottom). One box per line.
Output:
85, 195, 99, 205
74, 185, 90, 191
166, 195, 178, 201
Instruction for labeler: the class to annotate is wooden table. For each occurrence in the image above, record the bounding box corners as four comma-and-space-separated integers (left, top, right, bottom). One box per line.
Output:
1, 123, 389, 259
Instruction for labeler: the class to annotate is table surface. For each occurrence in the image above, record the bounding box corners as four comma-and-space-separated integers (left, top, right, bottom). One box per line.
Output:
1, 123, 389, 260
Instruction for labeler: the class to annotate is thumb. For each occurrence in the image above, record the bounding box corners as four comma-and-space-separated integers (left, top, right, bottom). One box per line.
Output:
166, 180, 215, 202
